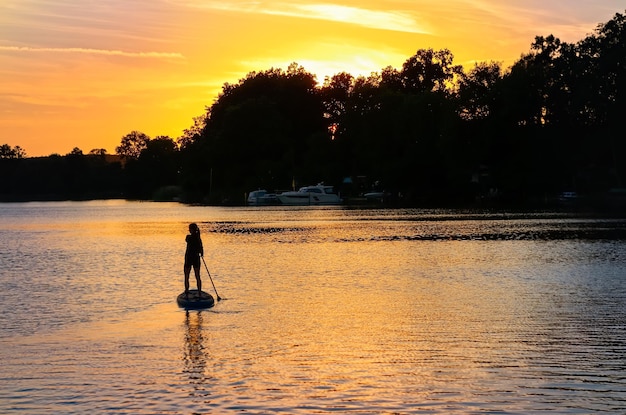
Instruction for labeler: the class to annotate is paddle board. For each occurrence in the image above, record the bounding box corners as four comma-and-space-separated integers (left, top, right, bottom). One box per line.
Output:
177, 289, 215, 309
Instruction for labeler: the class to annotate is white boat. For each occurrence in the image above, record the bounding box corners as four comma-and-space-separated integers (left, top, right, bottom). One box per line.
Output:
277, 184, 342, 205
363, 191, 385, 202
247, 189, 279, 206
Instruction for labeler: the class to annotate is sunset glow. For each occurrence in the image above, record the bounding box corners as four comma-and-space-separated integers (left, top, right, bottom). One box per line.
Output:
0, 0, 620, 156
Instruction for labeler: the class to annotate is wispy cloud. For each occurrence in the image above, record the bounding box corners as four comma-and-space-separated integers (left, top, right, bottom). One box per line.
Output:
178, 1, 429, 34
440, 0, 612, 40
273, 4, 428, 34
0, 46, 185, 59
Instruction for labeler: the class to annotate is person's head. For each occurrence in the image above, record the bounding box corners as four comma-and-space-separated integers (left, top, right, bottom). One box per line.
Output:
189, 223, 200, 235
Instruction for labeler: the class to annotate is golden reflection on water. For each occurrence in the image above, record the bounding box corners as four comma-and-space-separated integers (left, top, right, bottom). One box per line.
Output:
183, 311, 212, 389
2, 203, 626, 413
209, 236, 529, 405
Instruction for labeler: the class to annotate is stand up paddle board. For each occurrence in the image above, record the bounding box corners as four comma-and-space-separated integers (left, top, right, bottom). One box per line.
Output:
177, 289, 215, 309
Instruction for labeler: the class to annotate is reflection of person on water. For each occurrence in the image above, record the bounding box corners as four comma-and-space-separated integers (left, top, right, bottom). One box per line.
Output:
183, 311, 207, 383
184, 223, 204, 297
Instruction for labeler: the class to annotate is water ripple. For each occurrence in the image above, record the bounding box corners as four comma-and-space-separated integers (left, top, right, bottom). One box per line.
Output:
1, 202, 625, 414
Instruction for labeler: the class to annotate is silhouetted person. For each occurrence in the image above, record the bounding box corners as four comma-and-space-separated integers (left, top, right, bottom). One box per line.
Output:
184, 223, 204, 297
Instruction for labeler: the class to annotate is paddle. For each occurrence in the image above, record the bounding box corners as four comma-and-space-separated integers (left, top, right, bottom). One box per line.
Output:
201, 256, 222, 301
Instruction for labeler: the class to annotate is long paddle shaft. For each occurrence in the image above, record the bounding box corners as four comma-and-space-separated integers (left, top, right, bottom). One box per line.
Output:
201, 256, 222, 301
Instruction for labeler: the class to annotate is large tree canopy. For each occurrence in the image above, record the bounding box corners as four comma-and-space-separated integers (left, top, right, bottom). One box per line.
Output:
187, 63, 329, 201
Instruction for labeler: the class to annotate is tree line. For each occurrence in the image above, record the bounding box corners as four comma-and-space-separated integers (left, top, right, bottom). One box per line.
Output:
2, 11, 625, 208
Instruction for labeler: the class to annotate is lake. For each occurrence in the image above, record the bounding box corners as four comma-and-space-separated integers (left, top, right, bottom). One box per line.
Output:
1, 200, 625, 414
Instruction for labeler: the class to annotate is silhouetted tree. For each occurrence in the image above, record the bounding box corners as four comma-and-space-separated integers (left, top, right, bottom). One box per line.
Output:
177, 114, 207, 150
189, 63, 327, 202
0, 144, 26, 159
137, 136, 180, 195
116, 131, 150, 160
458, 61, 503, 121
400, 48, 462, 94
581, 11, 626, 187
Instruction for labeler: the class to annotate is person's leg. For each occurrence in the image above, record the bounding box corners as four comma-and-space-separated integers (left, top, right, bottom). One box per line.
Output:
184, 264, 191, 295
193, 263, 202, 293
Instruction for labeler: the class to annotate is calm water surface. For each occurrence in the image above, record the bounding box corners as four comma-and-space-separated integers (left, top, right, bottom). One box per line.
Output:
1, 200, 625, 414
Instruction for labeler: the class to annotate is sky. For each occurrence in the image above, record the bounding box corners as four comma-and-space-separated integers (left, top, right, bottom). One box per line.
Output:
0, 0, 622, 157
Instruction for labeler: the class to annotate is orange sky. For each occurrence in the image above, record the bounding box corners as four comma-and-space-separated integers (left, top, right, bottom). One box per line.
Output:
0, 1, 620, 157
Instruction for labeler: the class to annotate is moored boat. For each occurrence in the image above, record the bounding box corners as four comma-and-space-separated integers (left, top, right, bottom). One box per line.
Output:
276, 183, 342, 206
247, 189, 280, 206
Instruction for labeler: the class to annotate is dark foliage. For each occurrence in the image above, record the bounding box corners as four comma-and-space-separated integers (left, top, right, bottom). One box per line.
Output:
0, 153, 124, 201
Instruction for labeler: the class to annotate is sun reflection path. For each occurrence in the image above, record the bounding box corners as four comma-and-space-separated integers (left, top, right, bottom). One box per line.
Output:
183, 311, 214, 398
